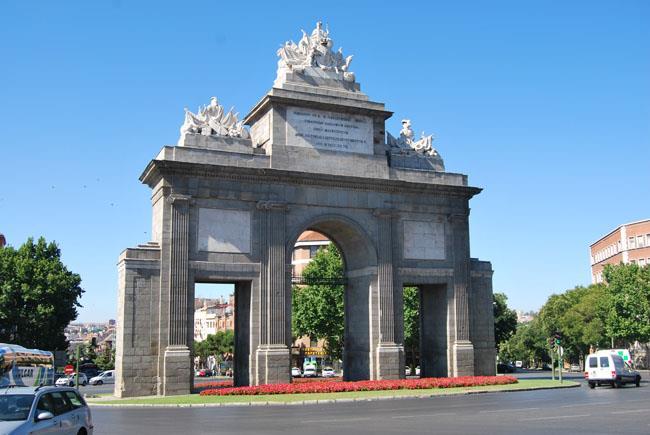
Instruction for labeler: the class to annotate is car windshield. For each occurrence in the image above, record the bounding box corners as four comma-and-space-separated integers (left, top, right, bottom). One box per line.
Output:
0, 394, 35, 421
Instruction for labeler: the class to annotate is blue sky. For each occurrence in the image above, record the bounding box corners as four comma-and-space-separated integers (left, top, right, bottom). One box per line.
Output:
1, 1, 648, 322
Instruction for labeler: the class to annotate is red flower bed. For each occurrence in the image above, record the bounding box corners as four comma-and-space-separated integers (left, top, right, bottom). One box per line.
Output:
195, 380, 233, 389
199, 376, 517, 396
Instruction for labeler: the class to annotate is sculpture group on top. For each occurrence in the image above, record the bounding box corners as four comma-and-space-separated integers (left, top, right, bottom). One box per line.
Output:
180, 97, 249, 139
388, 119, 441, 158
277, 21, 355, 82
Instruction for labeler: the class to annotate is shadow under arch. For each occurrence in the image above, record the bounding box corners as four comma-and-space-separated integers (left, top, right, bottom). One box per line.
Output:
287, 213, 378, 381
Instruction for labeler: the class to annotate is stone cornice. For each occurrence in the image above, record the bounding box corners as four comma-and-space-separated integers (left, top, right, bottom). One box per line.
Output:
244, 91, 393, 126
141, 159, 482, 200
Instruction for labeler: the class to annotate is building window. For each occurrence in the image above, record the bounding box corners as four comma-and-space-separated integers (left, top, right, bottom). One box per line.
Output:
631, 259, 636, 265
638, 235, 644, 248
639, 258, 646, 266
629, 237, 636, 249
309, 245, 320, 258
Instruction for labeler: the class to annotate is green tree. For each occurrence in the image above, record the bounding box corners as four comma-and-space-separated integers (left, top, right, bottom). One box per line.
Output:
603, 263, 650, 344
493, 292, 518, 347
292, 245, 345, 360
95, 348, 115, 371
403, 286, 419, 369
499, 319, 549, 367
537, 284, 609, 363
194, 330, 235, 367
0, 237, 84, 350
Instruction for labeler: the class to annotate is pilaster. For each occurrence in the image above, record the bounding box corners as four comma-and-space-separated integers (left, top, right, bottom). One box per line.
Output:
449, 212, 474, 376
255, 200, 291, 384
373, 208, 403, 379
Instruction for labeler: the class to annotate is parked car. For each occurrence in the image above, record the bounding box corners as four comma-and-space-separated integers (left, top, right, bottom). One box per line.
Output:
0, 385, 94, 434
415, 366, 420, 376
322, 367, 336, 378
569, 363, 581, 372
497, 363, 515, 374
55, 373, 88, 387
303, 366, 317, 378
585, 350, 641, 389
405, 366, 412, 376
195, 369, 209, 377
291, 367, 302, 377
89, 370, 115, 385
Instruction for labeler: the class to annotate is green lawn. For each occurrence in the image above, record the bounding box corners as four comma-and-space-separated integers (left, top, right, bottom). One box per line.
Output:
90, 379, 578, 406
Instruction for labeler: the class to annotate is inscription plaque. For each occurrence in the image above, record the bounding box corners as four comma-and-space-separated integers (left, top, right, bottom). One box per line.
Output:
403, 220, 446, 260
198, 208, 251, 253
286, 107, 373, 154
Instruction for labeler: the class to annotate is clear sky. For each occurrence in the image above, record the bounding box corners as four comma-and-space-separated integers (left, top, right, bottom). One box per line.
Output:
1, 1, 648, 322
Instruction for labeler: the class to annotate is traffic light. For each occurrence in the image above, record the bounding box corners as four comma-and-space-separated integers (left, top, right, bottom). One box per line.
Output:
554, 331, 562, 346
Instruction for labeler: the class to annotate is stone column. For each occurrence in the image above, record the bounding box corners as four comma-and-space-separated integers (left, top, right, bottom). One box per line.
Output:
162, 194, 192, 395
449, 212, 474, 376
373, 209, 403, 379
255, 200, 290, 385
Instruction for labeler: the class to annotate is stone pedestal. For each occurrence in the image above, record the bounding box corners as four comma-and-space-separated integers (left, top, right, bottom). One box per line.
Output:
163, 346, 191, 396
376, 343, 404, 379
255, 344, 291, 385
452, 341, 475, 377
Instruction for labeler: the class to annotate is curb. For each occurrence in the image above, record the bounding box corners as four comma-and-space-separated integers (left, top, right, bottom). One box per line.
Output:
88, 382, 580, 408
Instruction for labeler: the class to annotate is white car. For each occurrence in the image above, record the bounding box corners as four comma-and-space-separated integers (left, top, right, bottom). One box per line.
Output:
303, 366, 317, 378
415, 366, 420, 376
0, 386, 94, 435
55, 373, 88, 387
585, 350, 641, 389
89, 370, 115, 385
321, 367, 336, 378
291, 367, 301, 377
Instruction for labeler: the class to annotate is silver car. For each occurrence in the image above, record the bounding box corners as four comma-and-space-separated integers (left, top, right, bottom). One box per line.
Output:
0, 385, 93, 434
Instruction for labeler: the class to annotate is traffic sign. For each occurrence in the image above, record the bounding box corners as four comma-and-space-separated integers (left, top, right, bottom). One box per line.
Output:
64, 364, 75, 375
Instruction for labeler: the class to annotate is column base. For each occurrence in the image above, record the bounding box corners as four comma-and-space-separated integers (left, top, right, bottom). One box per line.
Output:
255, 344, 290, 385
452, 340, 475, 377
162, 346, 191, 396
375, 343, 404, 379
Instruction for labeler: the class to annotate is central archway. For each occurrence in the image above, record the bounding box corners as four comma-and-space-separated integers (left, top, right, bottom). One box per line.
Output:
287, 214, 378, 381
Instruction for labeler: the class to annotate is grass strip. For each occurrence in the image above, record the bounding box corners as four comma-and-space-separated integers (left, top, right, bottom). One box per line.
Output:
90, 379, 577, 406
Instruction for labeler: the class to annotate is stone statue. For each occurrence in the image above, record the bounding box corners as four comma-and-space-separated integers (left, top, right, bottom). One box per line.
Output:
180, 97, 250, 139
277, 21, 355, 82
387, 119, 440, 157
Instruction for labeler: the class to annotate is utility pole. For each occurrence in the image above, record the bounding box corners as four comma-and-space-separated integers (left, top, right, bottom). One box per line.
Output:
75, 346, 80, 391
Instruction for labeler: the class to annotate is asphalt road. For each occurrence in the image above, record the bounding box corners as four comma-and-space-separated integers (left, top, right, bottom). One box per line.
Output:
91, 379, 649, 434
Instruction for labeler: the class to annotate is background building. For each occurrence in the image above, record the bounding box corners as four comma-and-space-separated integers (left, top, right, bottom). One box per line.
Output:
590, 219, 650, 283
193, 295, 234, 342
291, 230, 331, 278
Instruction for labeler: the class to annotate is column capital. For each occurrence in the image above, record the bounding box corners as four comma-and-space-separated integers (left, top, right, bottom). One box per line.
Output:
373, 208, 398, 218
256, 200, 289, 211
169, 193, 192, 205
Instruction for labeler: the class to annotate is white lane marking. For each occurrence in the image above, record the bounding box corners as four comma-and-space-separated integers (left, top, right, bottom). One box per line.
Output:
391, 412, 456, 419
561, 401, 611, 408
519, 414, 590, 422
611, 409, 649, 415
480, 407, 539, 414
301, 417, 372, 424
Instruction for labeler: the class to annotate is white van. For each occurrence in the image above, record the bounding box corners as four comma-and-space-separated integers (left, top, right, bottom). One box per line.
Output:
89, 370, 115, 385
584, 350, 641, 389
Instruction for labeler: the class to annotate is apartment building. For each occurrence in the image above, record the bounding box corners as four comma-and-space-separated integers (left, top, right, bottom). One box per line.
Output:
590, 219, 650, 283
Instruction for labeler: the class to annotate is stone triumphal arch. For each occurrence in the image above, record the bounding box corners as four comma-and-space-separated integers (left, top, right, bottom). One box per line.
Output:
115, 22, 495, 397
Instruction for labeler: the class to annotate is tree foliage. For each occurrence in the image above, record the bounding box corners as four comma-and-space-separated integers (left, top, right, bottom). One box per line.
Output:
194, 330, 235, 363
537, 284, 609, 362
493, 292, 518, 347
403, 286, 419, 368
498, 319, 549, 366
603, 263, 650, 344
292, 245, 344, 360
0, 237, 83, 350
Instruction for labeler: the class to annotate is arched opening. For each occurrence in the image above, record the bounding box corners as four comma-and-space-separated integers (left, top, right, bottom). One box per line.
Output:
287, 215, 378, 381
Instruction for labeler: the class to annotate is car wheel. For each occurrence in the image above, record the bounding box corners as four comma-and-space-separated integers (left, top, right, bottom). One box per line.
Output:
588, 382, 595, 389
69, 381, 74, 387
82, 381, 87, 386
97, 380, 103, 385
77, 428, 87, 435
614, 380, 622, 388
635, 376, 641, 387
